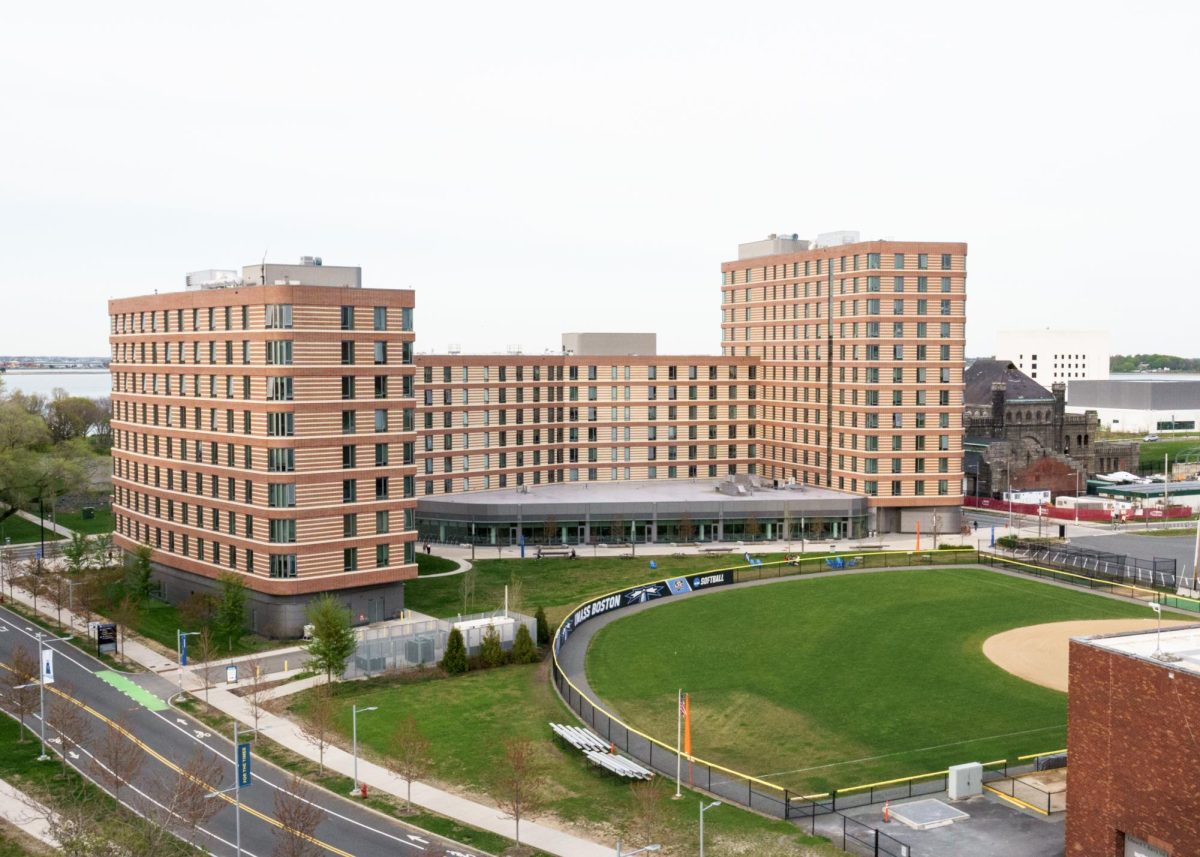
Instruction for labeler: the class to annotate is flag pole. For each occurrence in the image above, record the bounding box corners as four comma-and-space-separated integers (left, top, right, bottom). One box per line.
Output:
674, 688, 682, 799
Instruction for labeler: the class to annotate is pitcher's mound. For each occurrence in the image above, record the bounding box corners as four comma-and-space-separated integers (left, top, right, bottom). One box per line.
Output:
983, 619, 1192, 692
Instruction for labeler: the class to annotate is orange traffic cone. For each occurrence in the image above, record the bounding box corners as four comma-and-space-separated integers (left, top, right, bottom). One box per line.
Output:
883, 800, 890, 823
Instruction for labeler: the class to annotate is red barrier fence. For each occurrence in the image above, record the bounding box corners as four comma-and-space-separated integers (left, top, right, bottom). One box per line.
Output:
964, 495, 1192, 522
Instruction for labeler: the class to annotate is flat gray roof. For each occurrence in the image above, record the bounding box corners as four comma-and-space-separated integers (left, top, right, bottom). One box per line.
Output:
1097, 480, 1200, 496
1085, 625, 1200, 678
417, 478, 866, 521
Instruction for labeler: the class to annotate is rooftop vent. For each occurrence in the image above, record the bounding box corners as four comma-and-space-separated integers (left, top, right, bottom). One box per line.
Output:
299, 256, 323, 266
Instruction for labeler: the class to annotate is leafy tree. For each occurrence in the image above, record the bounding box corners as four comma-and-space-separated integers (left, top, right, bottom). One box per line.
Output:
479, 624, 504, 668
62, 531, 91, 575
213, 571, 248, 651
46, 394, 109, 444
124, 544, 153, 600
304, 595, 356, 684
441, 628, 468, 675
677, 513, 695, 543
510, 623, 537, 664
179, 591, 217, 629
387, 715, 433, 809
534, 606, 550, 647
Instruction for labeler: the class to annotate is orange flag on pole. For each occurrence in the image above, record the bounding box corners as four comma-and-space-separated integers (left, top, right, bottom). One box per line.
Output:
915, 520, 921, 552
684, 692, 693, 785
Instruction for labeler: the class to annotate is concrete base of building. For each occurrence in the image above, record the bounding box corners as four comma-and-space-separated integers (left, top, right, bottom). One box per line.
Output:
148, 560, 407, 640
874, 505, 963, 536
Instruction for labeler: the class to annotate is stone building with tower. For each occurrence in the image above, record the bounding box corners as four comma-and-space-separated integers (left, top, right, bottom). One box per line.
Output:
962, 359, 1138, 501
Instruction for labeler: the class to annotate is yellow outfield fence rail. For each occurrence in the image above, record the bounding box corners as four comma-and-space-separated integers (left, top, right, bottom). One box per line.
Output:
548, 546, 1067, 821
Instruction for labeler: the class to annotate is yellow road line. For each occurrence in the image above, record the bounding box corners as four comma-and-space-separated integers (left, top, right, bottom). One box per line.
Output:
0, 660, 351, 857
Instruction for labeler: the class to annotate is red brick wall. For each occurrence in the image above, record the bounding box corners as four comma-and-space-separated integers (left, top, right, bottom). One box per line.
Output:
1067, 639, 1200, 856
1012, 456, 1082, 498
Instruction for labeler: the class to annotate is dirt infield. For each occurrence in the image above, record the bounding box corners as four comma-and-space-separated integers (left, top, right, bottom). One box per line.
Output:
982, 619, 1194, 692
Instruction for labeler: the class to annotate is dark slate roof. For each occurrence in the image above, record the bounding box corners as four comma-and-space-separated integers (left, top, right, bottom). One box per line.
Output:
964, 359, 1054, 406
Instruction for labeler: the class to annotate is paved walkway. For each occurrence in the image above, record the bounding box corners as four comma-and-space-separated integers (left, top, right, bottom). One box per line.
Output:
0, 776, 56, 848
2, 575, 615, 857
14, 509, 74, 538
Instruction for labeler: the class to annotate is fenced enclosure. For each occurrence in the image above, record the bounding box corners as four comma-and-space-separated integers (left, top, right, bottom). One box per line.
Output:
1004, 538, 1178, 589
346, 609, 536, 678
980, 552, 1200, 612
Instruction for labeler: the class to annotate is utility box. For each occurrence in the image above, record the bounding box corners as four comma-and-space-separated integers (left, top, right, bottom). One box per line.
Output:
947, 762, 983, 800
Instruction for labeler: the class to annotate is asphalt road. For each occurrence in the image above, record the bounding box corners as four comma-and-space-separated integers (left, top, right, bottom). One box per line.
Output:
0, 605, 483, 857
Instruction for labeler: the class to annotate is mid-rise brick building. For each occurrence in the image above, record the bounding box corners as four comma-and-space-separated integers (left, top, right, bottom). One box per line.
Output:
108, 260, 418, 636
1067, 626, 1200, 856
721, 234, 967, 533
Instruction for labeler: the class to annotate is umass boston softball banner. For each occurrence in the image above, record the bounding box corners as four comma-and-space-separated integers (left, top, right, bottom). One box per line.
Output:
555, 570, 734, 653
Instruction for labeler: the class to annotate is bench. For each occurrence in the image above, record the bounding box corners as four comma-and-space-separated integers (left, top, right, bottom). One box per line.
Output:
824, 557, 861, 570
585, 749, 654, 780
536, 548, 572, 558
549, 723, 609, 753
700, 546, 733, 554
743, 552, 764, 567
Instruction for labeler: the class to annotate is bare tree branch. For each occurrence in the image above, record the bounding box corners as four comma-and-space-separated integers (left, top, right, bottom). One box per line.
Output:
272, 774, 324, 857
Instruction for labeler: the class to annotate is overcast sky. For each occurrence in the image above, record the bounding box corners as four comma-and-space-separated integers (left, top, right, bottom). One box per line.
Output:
2, 1, 1197, 359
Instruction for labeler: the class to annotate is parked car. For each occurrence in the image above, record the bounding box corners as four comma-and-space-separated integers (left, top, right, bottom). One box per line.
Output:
1143, 434, 1160, 442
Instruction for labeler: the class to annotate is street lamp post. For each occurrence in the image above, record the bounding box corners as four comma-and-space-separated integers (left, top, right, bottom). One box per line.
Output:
699, 800, 721, 857
351, 704, 378, 792
17, 631, 74, 761
176, 629, 200, 696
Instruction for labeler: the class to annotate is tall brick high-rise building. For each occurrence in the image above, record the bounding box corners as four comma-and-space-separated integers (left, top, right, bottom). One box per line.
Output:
108, 259, 418, 636
721, 233, 966, 533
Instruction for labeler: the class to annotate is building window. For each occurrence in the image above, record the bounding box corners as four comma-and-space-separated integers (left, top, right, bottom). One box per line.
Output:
342, 410, 357, 433
342, 479, 357, 502
376, 543, 389, 567
269, 519, 296, 543
269, 554, 297, 578
373, 342, 388, 365
343, 547, 358, 571
340, 306, 355, 330
340, 341, 355, 365
265, 304, 293, 329
373, 306, 387, 330
266, 340, 293, 365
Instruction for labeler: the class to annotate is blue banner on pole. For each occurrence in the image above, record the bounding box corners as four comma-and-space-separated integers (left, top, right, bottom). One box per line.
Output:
179, 634, 188, 666
237, 742, 252, 787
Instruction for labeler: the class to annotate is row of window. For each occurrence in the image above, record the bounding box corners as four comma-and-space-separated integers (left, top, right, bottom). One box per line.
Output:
112, 372, 415, 401
724, 274, 959, 305
111, 304, 414, 335
722, 252, 956, 286
420, 363, 755, 383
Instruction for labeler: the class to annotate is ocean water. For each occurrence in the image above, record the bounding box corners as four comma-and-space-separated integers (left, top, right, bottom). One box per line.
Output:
1, 371, 111, 400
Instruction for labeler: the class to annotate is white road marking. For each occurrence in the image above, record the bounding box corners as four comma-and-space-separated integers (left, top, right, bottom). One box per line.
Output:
407, 833, 430, 843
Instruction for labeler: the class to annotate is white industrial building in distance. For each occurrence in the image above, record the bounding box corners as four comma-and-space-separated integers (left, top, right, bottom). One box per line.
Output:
1067, 379, 1200, 434
995, 329, 1110, 384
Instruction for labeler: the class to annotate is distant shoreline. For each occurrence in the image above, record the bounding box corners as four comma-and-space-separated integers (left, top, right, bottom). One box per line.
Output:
2, 369, 108, 375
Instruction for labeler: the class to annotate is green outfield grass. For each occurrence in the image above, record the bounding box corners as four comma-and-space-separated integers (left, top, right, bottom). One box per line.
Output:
586, 566, 1151, 795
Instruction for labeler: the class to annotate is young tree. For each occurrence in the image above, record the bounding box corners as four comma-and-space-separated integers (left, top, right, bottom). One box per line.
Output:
91, 721, 144, 801
677, 513, 695, 544
45, 570, 71, 630
610, 518, 626, 545
179, 591, 216, 629
47, 680, 90, 777
305, 594, 356, 684
510, 623, 537, 664
440, 628, 468, 675
194, 627, 221, 706
61, 531, 91, 575
533, 606, 550, 647
213, 571, 248, 651
387, 715, 432, 809
168, 748, 226, 845
745, 514, 761, 542
111, 593, 141, 664
299, 683, 336, 775
492, 737, 545, 847
89, 532, 113, 570
125, 544, 153, 600
0, 645, 39, 742
272, 775, 324, 857
479, 625, 504, 668
507, 571, 524, 618
626, 778, 671, 852
459, 565, 477, 614
541, 515, 558, 545
244, 655, 269, 737
21, 556, 47, 616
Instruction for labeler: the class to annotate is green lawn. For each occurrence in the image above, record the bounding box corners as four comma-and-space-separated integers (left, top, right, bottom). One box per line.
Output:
0, 515, 64, 546
1140, 437, 1200, 469
586, 566, 1152, 795
288, 665, 836, 855
415, 552, 459, 575
404, 552, 800, 626
112, 593, 279, 658
54, 508, 115, 535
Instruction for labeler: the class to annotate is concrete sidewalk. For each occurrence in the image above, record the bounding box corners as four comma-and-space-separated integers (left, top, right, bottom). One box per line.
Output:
0, 776, 56, 849
14, 509, 75, 539
2, 574, 615, 857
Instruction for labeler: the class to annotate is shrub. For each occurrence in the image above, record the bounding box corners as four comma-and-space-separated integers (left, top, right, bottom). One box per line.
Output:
534, 606, 550, 647
510, 624, 538, 664
441, 628, 468, 675
996, 535, 1019, 550
479, 625, 505, 668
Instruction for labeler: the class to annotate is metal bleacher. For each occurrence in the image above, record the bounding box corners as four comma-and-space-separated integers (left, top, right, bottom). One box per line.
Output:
550, 722, 654, 780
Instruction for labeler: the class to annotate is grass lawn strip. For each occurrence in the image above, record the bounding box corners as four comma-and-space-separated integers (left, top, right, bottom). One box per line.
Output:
0, 515, 64, 546
286, 663, 838, 855
51, 508, 115, 535
585, 566, 1152, 795
415, 552, 460, 575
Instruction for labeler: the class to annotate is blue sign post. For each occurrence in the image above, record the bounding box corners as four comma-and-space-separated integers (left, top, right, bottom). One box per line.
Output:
237, 742, 252, 788
179, 633, 188, 666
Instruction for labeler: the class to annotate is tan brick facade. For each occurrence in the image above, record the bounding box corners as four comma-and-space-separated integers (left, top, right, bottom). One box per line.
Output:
108, 283, 418, 630
721, 241, 966, 531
